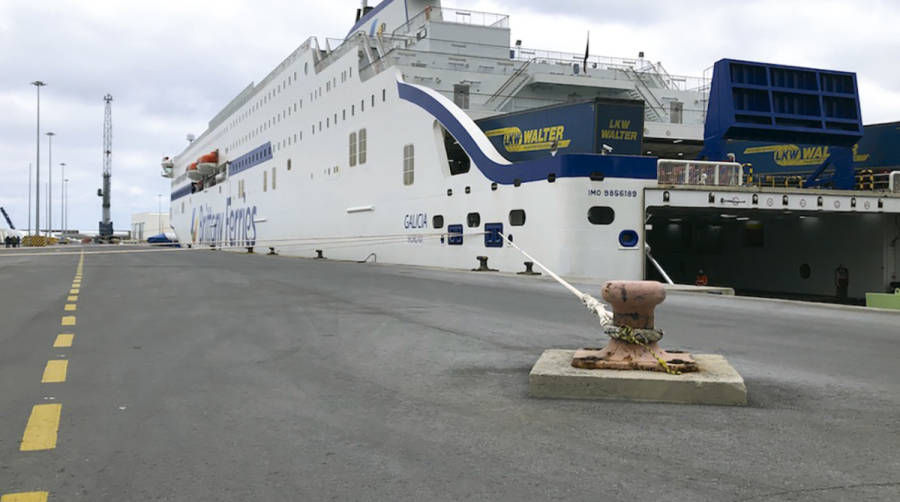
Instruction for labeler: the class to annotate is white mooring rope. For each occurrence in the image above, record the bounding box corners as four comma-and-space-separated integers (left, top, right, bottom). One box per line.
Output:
498, 233, 613, 327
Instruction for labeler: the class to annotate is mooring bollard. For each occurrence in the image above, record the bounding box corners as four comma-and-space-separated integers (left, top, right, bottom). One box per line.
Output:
517, 261, 541, 276
267, 247, 277, 255
246, 246, 254, 254
572, 280, 698, 373
315, 249, 324, 259
472, 255, 497, 272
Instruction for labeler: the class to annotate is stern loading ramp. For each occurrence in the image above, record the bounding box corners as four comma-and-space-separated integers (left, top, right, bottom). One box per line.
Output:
644, 59, 900, 302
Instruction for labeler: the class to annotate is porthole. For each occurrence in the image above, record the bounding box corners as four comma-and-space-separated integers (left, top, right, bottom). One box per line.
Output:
467, 212, 480, 228
587, 206, 615, 225
618, 230, 639, 247
433, 215, 444, 229
509, 209, 526, 226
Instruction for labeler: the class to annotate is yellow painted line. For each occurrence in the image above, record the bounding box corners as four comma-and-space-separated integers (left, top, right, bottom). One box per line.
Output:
69, 288, 79, 295
64, 304, 76, 312
20, 404, 61, 451
61, 316, 75, 326
1, 492, 49, 502
71, 281, 81, 286
41, 360, 68, 383
67, 295, 78, 301
53, 334, 74, 348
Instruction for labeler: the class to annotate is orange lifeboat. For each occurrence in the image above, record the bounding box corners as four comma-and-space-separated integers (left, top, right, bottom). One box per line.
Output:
199, 151, 218, 164
197, 150, 218, 175
186, 161, 202, 180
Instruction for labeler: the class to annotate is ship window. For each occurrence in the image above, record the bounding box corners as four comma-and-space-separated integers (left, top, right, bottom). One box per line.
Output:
587, 206, 615, 225
287, 158, 292, 171
371, 95, 375, 107
382, 89, 386, 101
351, 104, 355, 116
272, 167, 276, 190
358, 128, 367, 164
343, 109, 346, 120
304, 62, 308, 75
443, 127, 470, 175
349, 66, 352, 78
327, 117, 330, 128
293, 134, 297, 143
263, 170, 268, 192
433, 215, 444, 229
318, 121, 322, 131
467, 212, 480, 228
509, 209, 526, 226
403, 144, 415, 186
334, 113, 337, 124
361, 99, 365, 112
349, 132, 357, 166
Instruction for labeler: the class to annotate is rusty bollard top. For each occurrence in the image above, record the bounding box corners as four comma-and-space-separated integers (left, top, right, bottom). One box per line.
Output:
601, 280, 666, 330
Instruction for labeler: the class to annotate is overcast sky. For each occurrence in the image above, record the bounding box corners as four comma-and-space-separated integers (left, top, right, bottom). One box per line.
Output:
1, 0, 898, 233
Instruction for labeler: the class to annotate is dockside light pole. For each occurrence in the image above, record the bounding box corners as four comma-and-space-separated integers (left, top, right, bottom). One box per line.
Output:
27, 163, 32, 235
60, 162, 65, 238
31, 81, 45, 237
46, 131, 54, 237
64, 178, 69, 238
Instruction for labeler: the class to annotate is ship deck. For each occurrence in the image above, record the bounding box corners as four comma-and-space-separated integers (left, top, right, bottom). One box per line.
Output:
1, 246, 898, 500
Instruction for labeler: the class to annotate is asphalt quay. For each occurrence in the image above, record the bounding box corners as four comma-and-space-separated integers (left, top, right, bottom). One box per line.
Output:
0, 245, 898, 500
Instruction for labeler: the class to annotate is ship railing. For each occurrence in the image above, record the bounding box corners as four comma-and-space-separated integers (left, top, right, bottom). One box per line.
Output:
392, 6, 509, 38
658, 160, 744, 187
739, 169, 898, 191
512, 47, 707, 92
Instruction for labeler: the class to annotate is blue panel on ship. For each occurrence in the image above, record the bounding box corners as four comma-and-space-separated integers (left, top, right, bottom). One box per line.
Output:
475, 98, 644, 161
703, 59, 863, 153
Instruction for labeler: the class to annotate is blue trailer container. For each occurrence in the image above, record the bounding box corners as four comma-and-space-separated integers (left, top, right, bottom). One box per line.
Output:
724, 121, 900, 175
475, 98, 645, 161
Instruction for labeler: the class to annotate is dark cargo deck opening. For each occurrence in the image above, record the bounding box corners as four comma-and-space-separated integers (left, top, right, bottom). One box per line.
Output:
645, 206, 900, 303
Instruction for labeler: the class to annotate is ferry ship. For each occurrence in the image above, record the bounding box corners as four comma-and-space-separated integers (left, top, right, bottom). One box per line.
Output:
163, 0, 716, 280
163, 0, 900, 298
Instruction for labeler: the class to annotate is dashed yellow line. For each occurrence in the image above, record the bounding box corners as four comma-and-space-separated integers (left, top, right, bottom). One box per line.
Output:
53, 334, 74, 348
41, 360, 68, 383
63, 304, 76, 312
67, 295, 77, 302
1, 492, 49, 502
60, 316, 75, 326
69, 288, 79, 295
20, 404, 62, 451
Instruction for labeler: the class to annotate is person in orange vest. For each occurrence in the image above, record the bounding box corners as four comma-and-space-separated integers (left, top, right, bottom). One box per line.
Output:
695, 269, 709, 286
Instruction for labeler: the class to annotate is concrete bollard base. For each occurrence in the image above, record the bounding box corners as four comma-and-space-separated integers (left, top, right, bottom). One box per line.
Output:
529, 350, 747, 406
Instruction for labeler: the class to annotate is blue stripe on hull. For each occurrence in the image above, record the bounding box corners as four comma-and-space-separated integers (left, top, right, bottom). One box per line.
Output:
396, 80, 656, 183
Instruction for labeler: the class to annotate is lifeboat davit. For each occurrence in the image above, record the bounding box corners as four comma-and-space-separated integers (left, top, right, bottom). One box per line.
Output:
186, 161, 203, 181
161, 156, 174, 178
